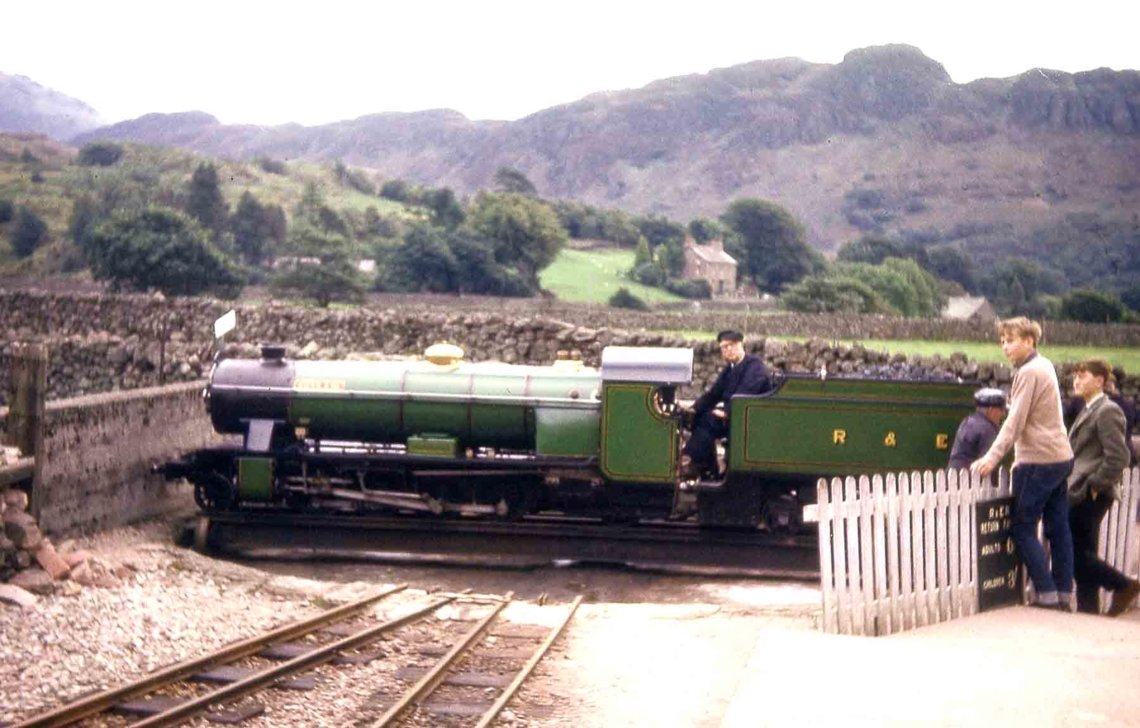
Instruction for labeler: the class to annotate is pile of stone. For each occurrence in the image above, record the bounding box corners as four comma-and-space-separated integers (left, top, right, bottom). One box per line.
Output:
1, 487, 132, 607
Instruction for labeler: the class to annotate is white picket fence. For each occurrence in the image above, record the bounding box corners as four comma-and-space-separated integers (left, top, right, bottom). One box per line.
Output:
806, 466, 1140, 636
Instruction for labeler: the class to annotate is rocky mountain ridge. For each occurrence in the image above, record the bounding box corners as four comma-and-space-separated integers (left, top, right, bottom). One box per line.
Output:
0, 73, 101, 141
7, 45, 1140, 251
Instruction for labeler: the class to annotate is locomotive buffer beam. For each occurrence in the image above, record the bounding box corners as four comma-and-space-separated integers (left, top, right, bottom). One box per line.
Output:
188, 512, 819, 579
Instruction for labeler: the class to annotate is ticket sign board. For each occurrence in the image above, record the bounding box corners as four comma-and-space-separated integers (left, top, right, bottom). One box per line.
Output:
976, 496, 1023, 611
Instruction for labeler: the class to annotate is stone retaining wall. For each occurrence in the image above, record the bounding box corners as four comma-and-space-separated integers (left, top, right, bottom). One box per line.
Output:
5, 291, 1140, 347
3, 300, 1139, 405
33, 381, 225, 535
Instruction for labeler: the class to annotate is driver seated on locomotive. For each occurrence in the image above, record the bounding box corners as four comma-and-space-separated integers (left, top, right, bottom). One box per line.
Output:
680, 330, 774, 479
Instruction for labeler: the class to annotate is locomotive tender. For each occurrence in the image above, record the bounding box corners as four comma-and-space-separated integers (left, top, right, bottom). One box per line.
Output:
162, 343, 978, 529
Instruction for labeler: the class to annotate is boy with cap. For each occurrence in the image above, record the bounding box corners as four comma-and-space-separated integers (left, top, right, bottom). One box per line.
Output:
948, 388, 1007, 471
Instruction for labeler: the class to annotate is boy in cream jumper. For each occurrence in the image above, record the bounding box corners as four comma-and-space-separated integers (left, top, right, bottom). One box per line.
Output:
972, 317, 1075, 610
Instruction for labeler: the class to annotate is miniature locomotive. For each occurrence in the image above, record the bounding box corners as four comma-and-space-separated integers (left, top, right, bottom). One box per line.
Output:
160, 343, 977, 529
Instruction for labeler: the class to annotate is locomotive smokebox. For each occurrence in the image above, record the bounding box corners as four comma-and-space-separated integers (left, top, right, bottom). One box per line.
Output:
207, 352, 296, 435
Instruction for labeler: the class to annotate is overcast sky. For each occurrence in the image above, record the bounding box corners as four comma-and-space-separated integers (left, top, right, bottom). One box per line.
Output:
4, 0, 1137, 127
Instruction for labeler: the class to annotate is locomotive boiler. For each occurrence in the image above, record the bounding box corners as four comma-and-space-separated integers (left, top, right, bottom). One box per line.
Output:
161, 343, 978, 529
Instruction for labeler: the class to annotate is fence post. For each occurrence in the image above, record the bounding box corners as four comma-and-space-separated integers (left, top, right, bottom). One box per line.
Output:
3, 343, 47, 518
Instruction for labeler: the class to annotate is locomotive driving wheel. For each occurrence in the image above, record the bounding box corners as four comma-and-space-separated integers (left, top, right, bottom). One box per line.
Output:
194, 472, 238, 511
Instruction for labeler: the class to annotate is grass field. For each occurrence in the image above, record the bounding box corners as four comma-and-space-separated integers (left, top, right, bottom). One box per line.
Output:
540, 248, 683, 304
664, 331, 1140, 372
850, 339, 1140, 372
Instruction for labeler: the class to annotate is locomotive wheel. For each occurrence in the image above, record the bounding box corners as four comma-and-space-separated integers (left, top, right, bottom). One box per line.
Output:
194, 473, 238, 511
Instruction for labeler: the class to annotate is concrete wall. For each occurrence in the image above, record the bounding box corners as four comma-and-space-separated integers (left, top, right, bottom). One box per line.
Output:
34, 381, 224, 535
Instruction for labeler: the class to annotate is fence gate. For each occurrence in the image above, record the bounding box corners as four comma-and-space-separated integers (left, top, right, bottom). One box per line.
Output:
810, 466, 1140, 635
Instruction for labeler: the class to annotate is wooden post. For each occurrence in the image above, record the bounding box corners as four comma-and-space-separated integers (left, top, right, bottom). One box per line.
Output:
4, 343, 47, 517
159, 314, 169, 386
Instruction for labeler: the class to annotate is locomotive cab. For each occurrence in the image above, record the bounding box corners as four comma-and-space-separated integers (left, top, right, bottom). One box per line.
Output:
598, 346, 693, 483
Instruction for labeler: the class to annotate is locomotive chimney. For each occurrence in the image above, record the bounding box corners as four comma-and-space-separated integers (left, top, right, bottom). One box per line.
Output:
260, 344, 287, 363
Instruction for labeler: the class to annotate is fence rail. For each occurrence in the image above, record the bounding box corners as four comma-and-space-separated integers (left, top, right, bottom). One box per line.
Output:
808, 466, 1140, 636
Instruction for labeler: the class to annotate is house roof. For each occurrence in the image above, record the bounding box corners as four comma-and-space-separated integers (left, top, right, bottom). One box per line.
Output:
687, 242, 736, 265
942, 295, 992, 320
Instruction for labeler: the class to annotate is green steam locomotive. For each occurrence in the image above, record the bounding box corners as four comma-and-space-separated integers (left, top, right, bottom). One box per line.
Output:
161, 343, 976, 529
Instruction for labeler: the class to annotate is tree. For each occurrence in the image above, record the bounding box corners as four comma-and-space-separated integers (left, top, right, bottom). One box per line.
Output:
1120, 284, 1140, 313
294, 181, 350, 237
11, 206, 48, 258
982, 257, 1065, 315
494, 167, 537, 195
633, 214, 685, 249
721, 198, 815, 292
781, 275, 887, 314
379, 178, 410, 202
382, 224, 458, 293
836, 262, 916, 316
425, 187, 465, 229
1059, 289, 1126, 323
186, 163, 228, 234
77, 142, 124, 167
882, 257, 945, 317
269, 221, 365, 307
924, 244, 977, 292
465, 191, 567, 289
687, 218, 723, 243
656, 238, 686, 276
598, 211, 642, 247
84, 206, 244, 297
230, 191, 286, 266
633, 238, 653, 268
836, 235, 910, 264
630, 262, 666, 287
447, 229, 532, 296
295, 181, 325, 221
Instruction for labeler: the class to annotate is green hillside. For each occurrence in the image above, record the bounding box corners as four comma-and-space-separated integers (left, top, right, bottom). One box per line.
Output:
0, 135, 417, 274
540, 247, 683, 304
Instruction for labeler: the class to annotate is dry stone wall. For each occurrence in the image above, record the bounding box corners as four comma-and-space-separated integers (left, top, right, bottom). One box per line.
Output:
2, 291, 1138, 404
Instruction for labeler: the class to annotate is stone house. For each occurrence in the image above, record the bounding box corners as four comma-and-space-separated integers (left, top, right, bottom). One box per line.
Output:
941, 295, 996, 324
682, 238, 737, 297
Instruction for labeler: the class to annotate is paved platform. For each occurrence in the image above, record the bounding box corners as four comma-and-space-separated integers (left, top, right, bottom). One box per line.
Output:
722, 606, 1140, 727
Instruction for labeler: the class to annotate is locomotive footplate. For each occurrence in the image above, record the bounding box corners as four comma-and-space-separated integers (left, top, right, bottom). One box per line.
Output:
187, 511, 819, 579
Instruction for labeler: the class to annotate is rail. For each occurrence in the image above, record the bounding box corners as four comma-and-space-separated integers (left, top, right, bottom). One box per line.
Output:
368, 594, 582, 727
14, 586, 411, 727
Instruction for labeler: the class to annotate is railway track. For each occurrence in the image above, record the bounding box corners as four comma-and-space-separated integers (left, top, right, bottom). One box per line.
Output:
187, 510, 820, 579
14, 587, 578, 728
362, 593, 581, 727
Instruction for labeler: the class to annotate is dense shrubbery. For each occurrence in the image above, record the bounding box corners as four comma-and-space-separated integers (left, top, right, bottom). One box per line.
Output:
782, 275, 886, 314
664, 277, 711, 300
609, 287, 649, 310
77, 142, 124, 167
257, 157, 288, 175
84, 206, 244, 297
379, 179, 411, 202
11, 207, 48, 257
1059, 289, 1127, 323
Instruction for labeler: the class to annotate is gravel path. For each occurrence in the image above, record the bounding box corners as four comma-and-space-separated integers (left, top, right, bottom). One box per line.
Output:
0, 522, 389, 724
0, 520, 822, 727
